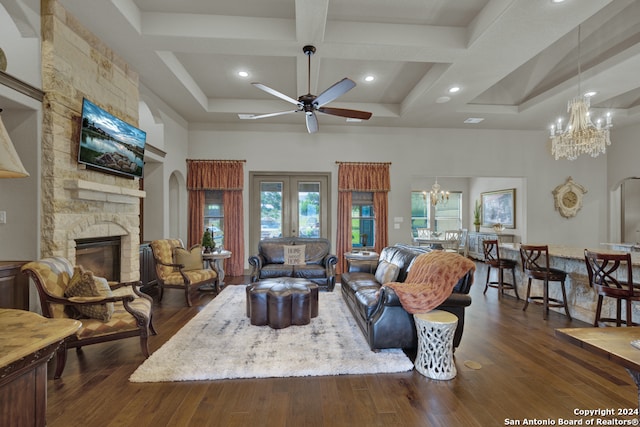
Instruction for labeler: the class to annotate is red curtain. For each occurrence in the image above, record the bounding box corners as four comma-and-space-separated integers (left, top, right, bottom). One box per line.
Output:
187, 160, 245, 276
336, 162, 391, 274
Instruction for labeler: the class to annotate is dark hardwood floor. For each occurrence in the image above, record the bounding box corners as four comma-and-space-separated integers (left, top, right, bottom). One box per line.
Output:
45, 263, 637, 426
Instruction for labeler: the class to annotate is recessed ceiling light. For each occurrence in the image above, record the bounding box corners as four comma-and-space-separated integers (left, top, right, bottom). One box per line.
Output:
238, 71, 249, 78
551, 0, 565, 3
464, 118, 484, 124
584, 91, 597, 97
448, 86, 461, 94
364, 75, 375, 82
436, 96, 451, 103
346, 118, 362, 122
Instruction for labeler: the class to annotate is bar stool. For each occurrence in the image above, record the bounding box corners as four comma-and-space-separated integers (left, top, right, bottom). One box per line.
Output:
520, 244, 571, 320
584, 250, 640, 327
483, 239, 519, 299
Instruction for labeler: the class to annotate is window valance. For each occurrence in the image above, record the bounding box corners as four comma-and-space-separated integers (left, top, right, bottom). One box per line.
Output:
336, 162, 391, 192
187, 160, 245, 190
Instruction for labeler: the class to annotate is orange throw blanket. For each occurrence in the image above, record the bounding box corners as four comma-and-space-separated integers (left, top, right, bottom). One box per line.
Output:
386, 251, 476, 314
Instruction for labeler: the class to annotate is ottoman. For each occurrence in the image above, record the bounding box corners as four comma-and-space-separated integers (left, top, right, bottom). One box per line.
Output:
246, 278, 319, 329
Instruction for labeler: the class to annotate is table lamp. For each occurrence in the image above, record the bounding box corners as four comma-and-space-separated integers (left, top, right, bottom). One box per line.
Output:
0, 109, 29, 178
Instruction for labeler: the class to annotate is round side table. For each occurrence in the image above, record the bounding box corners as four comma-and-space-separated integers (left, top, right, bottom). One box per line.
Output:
200, 250, 232, 292
413, 310, 458, 380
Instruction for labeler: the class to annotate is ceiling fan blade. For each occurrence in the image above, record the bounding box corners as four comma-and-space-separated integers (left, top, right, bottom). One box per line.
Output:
313, 78, 356, 107
305, 112, 319, 134
252, 83, 301, 106
245, 110, 299, 120
317, 107, 372, 120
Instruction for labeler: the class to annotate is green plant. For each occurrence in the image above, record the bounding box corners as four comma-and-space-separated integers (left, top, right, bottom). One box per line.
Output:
473, 200, 481, 225
202, 228, 215, 251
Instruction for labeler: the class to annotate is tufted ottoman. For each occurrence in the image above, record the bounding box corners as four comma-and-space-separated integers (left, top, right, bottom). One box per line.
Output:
246, 278, 319, 329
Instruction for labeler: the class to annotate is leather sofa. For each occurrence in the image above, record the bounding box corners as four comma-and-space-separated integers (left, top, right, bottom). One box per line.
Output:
248, 237, 338, 291
340, 244, 474, 351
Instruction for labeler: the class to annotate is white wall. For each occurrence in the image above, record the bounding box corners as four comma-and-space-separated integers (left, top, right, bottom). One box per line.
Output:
188, 123, 609, 264
139, 85, 190, 242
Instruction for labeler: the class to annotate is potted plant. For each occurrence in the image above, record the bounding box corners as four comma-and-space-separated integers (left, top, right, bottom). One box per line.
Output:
473, 200, 481, 232
201, 228, 215, 253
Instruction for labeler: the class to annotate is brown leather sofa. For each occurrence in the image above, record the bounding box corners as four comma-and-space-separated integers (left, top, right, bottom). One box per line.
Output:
248, 237, 338, 291
340, 244, 474, 351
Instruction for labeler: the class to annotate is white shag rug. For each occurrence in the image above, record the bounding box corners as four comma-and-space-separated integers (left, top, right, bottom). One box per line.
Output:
130, 284, 414, 382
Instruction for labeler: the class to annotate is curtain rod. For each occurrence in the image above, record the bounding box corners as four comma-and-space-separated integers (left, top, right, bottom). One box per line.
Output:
335, 161, 391, 165
187, 159, 246, 163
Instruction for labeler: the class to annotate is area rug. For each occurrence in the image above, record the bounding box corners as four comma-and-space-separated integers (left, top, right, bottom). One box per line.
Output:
129, 284, 414, 382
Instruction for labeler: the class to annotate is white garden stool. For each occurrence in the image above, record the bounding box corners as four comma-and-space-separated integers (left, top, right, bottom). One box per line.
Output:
413, 310, 458, 380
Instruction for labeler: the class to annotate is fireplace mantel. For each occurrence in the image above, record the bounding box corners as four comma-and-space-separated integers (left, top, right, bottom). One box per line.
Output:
64, 179, 146, 204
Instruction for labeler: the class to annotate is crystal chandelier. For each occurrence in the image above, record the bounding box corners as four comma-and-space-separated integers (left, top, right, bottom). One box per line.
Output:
549, 25, 612, 161
429, 178, 449, 206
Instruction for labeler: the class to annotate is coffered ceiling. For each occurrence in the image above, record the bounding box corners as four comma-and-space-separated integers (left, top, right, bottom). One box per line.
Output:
57, 0, 640, 132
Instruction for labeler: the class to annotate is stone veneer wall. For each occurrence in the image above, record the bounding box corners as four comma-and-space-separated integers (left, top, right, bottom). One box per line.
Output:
40, 0, 144, 281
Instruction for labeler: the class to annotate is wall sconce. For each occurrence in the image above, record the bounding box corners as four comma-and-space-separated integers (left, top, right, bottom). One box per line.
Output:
0, 109, 29, 178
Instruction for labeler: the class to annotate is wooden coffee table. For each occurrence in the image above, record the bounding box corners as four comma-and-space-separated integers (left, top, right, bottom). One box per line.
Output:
556, 326, 640, 412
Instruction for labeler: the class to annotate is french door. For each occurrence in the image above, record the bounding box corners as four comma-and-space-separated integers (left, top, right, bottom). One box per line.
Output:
250, 172, 330, 250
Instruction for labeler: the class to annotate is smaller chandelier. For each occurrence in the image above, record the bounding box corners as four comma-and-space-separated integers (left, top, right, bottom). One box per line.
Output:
429, 178, 449, 206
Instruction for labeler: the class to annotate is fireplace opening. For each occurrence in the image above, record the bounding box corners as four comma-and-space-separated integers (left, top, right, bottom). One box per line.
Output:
75, 236, 121, 281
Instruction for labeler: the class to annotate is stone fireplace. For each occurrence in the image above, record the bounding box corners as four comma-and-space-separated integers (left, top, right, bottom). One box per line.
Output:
40, 1, 145, 283
53, 179, 145, 283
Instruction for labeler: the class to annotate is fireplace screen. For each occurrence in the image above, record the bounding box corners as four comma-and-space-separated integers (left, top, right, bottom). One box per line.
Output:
75, 236, 121, 281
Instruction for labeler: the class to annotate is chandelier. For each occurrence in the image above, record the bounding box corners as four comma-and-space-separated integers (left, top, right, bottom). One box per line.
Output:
549, 25, 612, 161
429, 178, 449, 206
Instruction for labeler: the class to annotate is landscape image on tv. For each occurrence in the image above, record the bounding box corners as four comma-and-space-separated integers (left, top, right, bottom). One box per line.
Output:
78, 98, 146, 178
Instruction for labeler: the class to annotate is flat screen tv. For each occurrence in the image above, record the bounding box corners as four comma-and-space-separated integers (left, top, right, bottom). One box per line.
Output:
78, 98, 146, 179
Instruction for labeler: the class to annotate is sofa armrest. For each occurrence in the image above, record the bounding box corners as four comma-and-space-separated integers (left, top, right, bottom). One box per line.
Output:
379, 285, 403, 307
248, 255, 264, 282
440, 293, 472, 308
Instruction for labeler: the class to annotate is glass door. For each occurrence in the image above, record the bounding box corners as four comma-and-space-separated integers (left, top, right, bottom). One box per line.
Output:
250, 172, 330, 250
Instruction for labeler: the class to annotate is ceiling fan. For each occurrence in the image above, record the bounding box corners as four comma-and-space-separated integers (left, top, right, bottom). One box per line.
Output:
246, 45, 372, 133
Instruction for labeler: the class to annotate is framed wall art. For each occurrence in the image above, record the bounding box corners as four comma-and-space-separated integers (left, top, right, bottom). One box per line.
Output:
481, 188, 515, 228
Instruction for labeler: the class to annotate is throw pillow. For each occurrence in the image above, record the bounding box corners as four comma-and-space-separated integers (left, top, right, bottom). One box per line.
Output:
284, 245, 306, 265
375, 260, 400, 284
65, 266, 114, 322
174, 245, 204, 271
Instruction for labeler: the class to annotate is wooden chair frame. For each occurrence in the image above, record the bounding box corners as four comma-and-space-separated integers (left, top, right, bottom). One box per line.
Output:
520, 244, 571, 320
22, 258, 157, 379
584, 249, 640, 327
150, 239, 219, 307
482, 239, 519, 299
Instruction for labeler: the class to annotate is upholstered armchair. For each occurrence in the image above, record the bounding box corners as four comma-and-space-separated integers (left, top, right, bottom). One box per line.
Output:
21, 257, 156, 379
149, 239, 218, 306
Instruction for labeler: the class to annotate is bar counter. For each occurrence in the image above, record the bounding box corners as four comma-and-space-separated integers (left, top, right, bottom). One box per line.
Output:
497, 243, 640, 324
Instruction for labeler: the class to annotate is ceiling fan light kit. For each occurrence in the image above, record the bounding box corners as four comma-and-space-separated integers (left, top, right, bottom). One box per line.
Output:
248, 45, 372, 133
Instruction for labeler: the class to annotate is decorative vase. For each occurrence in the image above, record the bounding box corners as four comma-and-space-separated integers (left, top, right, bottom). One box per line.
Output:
474, 224, 480, 232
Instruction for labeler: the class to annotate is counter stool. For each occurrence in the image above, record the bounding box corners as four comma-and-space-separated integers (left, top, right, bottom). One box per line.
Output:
413, 310, 458, 380
483, 240, 519, 299
520, 244, 571, 320
584, 250, 640, 327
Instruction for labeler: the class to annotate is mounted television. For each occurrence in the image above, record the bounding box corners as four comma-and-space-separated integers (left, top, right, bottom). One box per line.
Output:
78, 98, 146, 179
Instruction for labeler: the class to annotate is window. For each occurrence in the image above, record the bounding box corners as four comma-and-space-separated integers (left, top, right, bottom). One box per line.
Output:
411, 191, 462, 236
204, 190, 224, 246
351, 192, 375, 248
